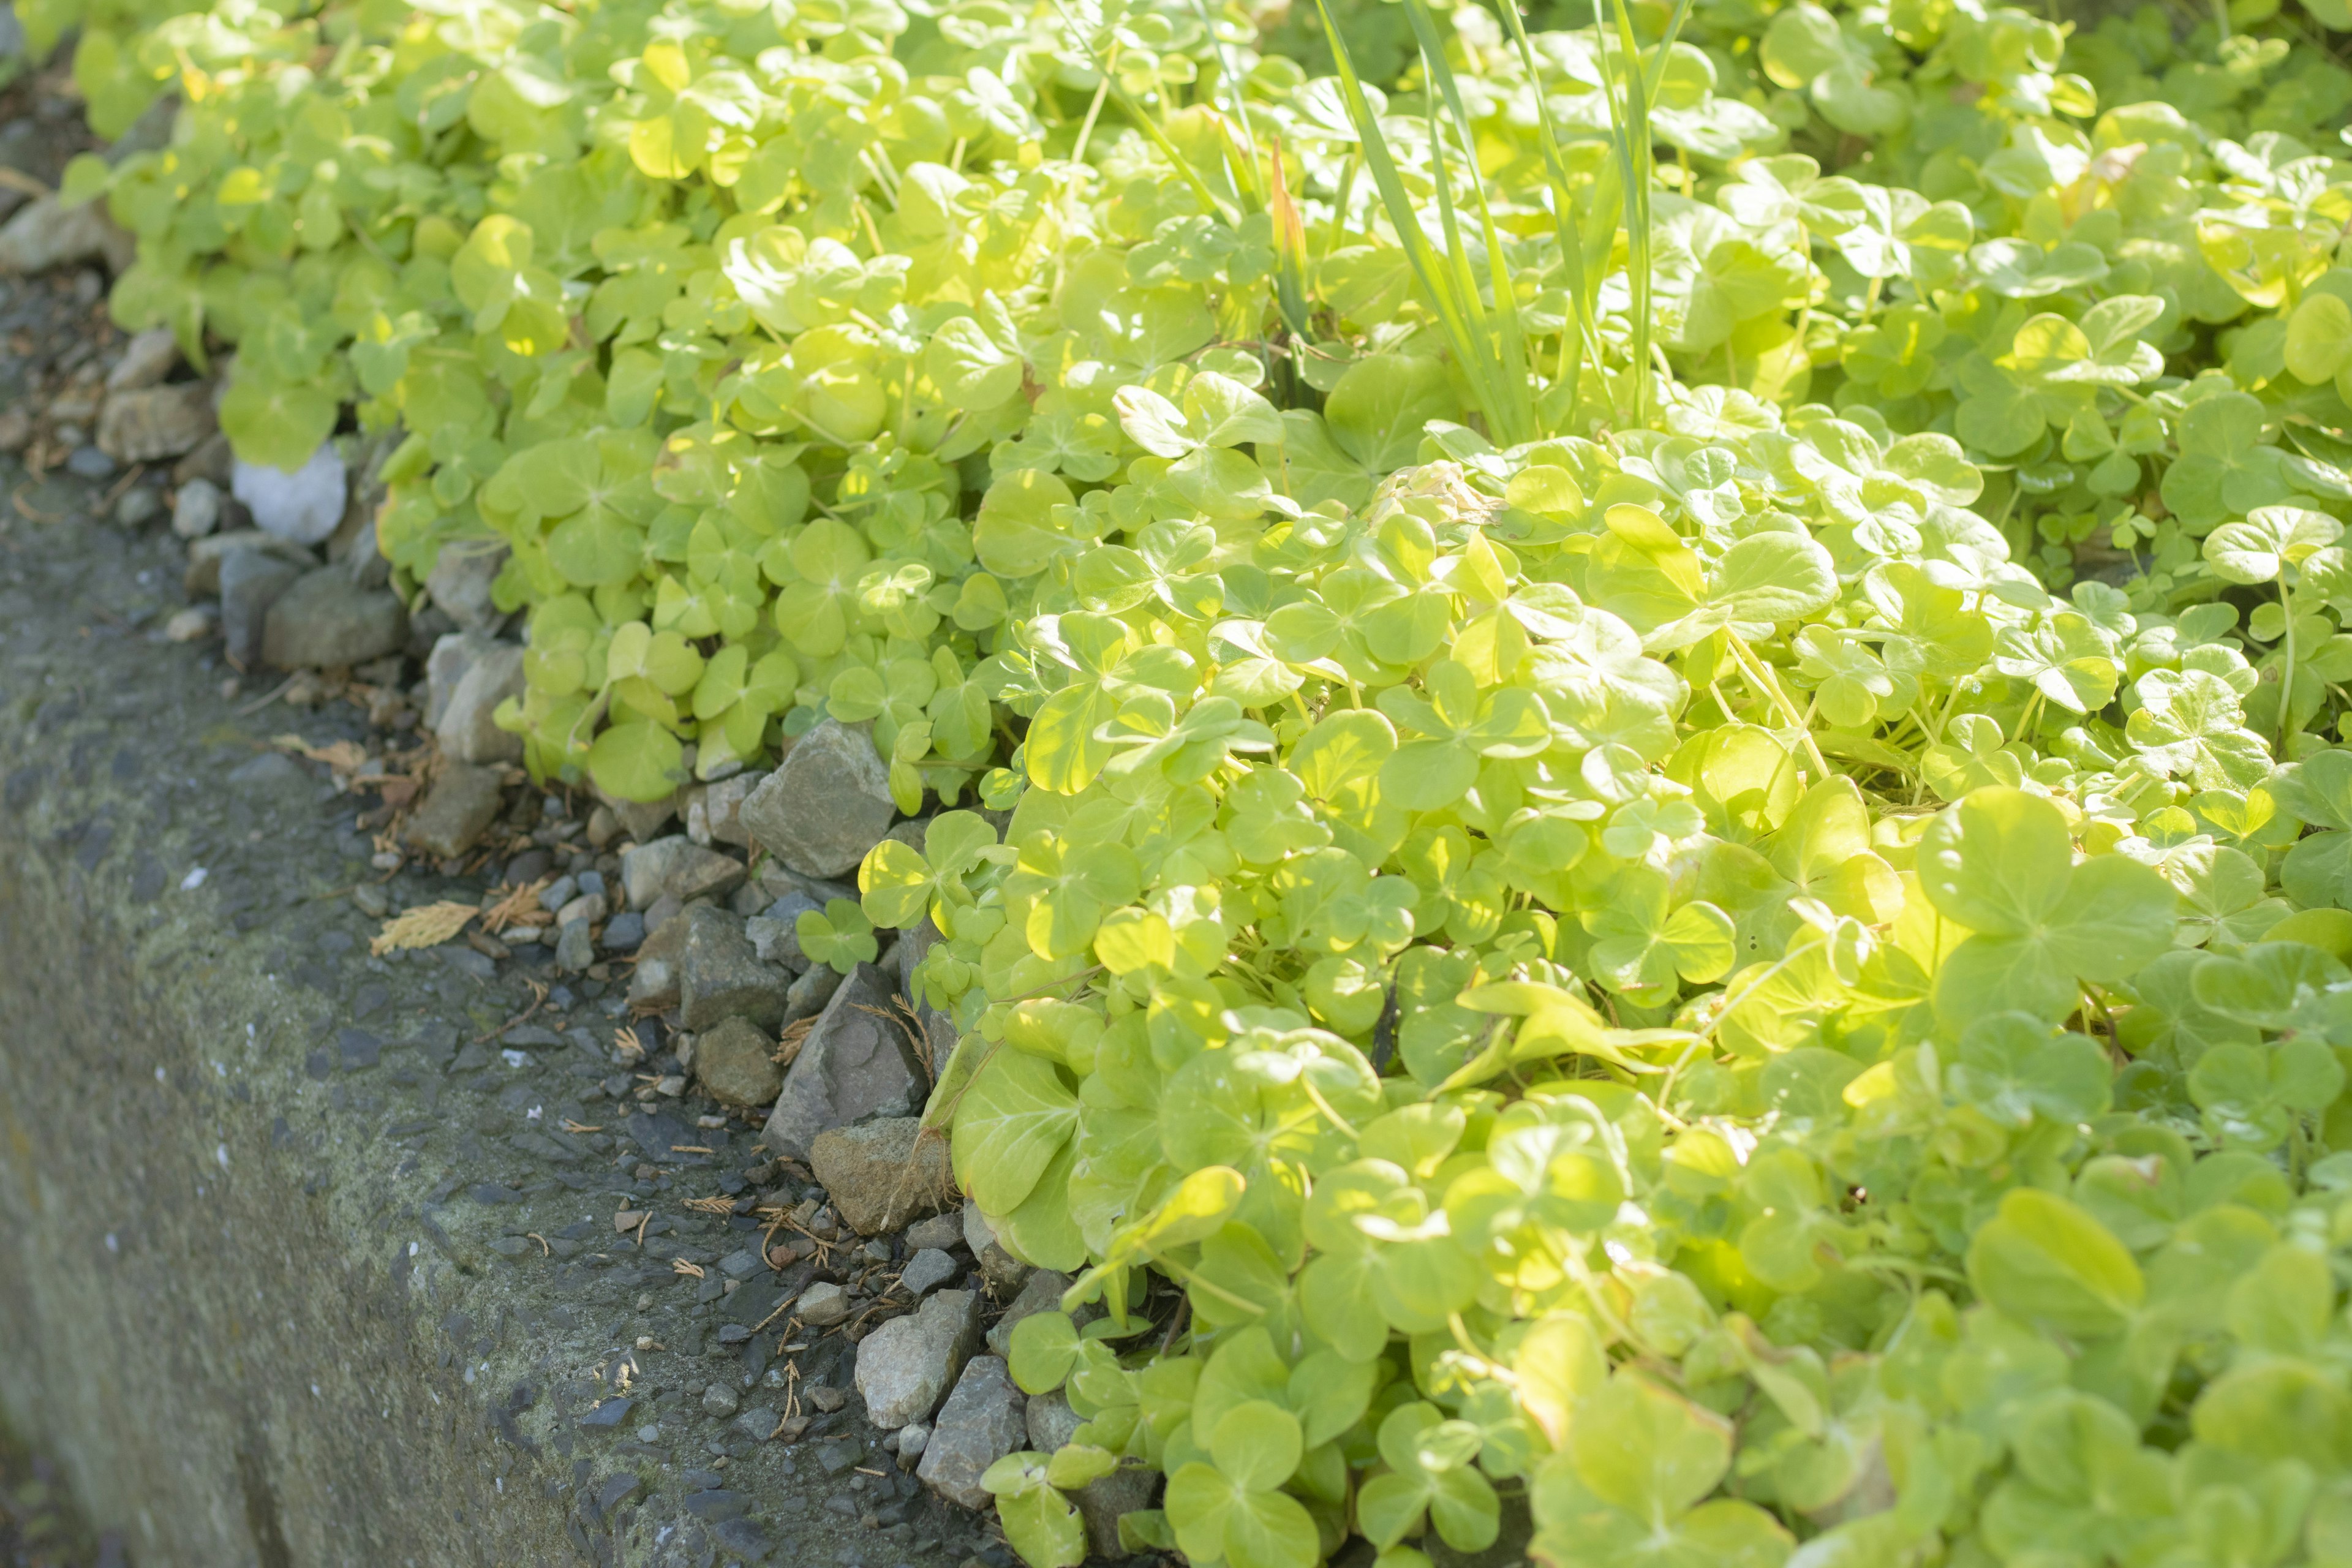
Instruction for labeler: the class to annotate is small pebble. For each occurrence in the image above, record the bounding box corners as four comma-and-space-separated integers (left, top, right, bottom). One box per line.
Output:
703, 1382, 741, 1419
172, 478, 222, 538
115, 486, 163, 527
162, 606, 216, 643
353, 884, 390, 917
66, 445, 115, 479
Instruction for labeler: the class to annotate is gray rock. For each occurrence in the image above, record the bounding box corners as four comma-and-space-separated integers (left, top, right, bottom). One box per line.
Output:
758, 862, 858, 908
688, 771, 769, 850
602, 790, 679, 845
679, 905, 788, 1032
97, 383, 213, 462
745, 892, 819, 971
600, 911, 646, 952
0, 195, 127, 274
734, 1406, 780, 1443
1027, 1389, 1082, 1454
986, 1270, 1076, 1359
739, 718, 897, 878
719, 1248, 762, 1280
105, 327, 178, 393
620, 835, 747, 911
554, 919, 594, 974
797, 1281, 851, 1327
233, 443, 347, 545
856, 1289, 982, 1430
423, 631, 492, 731
916, 1354, 1025, 1509
114, 486, 163, 528
963, 1201, 998, 1259
227, 752, 302, 788
896, 1422, 930, 1459
763, 966, 930, 1164
261, 567, 407, 670
173, 431, 233, 488
695, 1016, 783, 1108
170, 477, 221, 539
219, 549, 303, 669
425, 538, 510, 634
783, 962, 843, 1023
555, 891, 604, 927
808, 1117, 956, 1238
66, 446, 115, 480
900, 1248, 959, 1298
702, 1382, 741, 1420
625, 912, 688, 1011
434, 640, 524, 764
981, 1241, 1036, 1295
906, 1212, 965, 1253
183, 530, 314, 598
404, 763, 505, 861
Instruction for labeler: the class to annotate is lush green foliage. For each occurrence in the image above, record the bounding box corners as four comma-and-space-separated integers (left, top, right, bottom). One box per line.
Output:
40, 0, 2352, 1561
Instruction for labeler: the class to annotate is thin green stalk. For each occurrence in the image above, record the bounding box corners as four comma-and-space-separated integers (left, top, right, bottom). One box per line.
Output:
1312, 0, 1516, 440
2280, 580, 2299, 750
1490, 0, 1595, 420
1401, 0, 1537, 442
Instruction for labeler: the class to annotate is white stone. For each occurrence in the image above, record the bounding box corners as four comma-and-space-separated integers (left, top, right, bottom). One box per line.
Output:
233, 442, 348, 545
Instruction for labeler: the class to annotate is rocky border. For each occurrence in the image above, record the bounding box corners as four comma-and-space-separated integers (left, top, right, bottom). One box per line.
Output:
0, 109, 1139, 1568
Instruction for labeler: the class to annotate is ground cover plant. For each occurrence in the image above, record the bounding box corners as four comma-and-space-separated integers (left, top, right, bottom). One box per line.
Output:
24, 0, 2352, 1561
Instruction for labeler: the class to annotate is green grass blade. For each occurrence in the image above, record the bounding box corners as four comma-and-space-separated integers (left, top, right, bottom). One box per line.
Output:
1311, 0, 1513, 438
1401, 0, 1537, 442
1491, 0, 1595, 423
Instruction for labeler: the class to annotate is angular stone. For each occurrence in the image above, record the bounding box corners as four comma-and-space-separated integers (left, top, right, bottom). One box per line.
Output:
695, 1017, 783, 1108
606, 791, 678, 845
170, 477, 221, 540
404, 763, 505, 861
261, 567, 407, 670
0, 195, 127, 274
905, 1212, 964, 1253
679, 905, 788, 1032
916, 1355, 1025, 1509
97, 383, 214, 462
783, 963, 842, 1023
688, 770, 769, 849
234, 443, 347, 546
554, 919, 594, 974
624, 912, 688, 1012
435, 640, 524, 764
856, 1289, 982, 1430
424, 632, 492, 730
620, 834, 747, 911
807, 1117, 954, 1236
426, 539, 510, 634
980, 1240, 1035, 1294
1026, 1389, 1082, 1453
219, 549, 302, 670
106, 327, 179, 393
184, 530, 311, 598
745, 891, 818, 972
963, 1201, 998, 1258
796, 1281, 851, 1327
986, 1269, 1076, 1359
761, 965, 929, 1163
739, 718, 897, 878
900, 1248, 959, 1298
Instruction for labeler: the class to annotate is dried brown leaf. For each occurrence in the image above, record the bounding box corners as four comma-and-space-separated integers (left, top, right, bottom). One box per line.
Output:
369, 900, 477, 956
